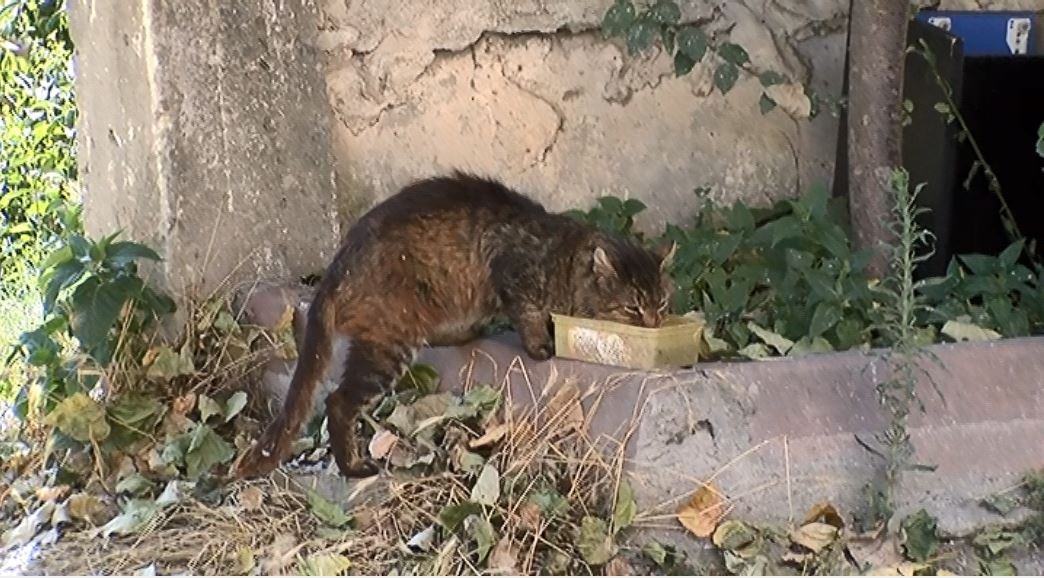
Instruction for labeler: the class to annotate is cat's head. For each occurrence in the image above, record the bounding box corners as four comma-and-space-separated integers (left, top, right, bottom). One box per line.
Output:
578, 236, 677, 328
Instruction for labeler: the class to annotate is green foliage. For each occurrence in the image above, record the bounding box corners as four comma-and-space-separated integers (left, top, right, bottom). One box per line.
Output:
561, 196, 647, 240
600, 0, 805, 112
1, 0, 80, 397
10, 232, 174, 418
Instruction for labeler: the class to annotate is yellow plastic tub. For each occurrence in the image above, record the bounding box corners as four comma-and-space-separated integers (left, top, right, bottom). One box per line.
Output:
550, 313, 705, 371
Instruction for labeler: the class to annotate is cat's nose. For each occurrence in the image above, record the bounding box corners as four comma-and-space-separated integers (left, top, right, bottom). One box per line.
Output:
642, 310, 660, 328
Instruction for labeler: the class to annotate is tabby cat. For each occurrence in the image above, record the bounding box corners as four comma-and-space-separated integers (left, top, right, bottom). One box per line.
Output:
234, 172, 675, 480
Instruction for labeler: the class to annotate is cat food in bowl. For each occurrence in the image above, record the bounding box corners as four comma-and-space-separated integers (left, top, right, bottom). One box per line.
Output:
550, 313, 705, 371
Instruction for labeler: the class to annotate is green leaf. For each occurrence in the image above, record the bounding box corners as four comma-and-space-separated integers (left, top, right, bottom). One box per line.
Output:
99, 499, 161, 537
642, 541, 668, 565
613, 478, 637, 531
717, 42, 750, 66
470, 464, 500, 506
625, 16, 657, 54
439, 501, 483, 530
997, 239, 1025, 269
809, 302, 842, 339
676, 26, 708, 62
900, 509, 939, 563
42, 259, 84, 315
601, 0, 636, 38
713, 62, 740, 94
69, 275, 144, 358
578, 516, 616, 566
979, 493, 1019, 516
747, 322, 793, 355
959, 253, 998, 276
466, 515, 496, 562
197, 394, 223, 423
306, 489, 352, 528
115, 473, 156, 496
737, 342, 771, 359
397, 363, 440, 394
528, 487, 569, 518
223, 391, 248, 422
648, 0, 681, 24
106, 240, 161, 268
183, 424, 235, 479
759, 70, 786, 86
674, 52, 696, 76
145, 345, 195, 380
45, 392, 111, 443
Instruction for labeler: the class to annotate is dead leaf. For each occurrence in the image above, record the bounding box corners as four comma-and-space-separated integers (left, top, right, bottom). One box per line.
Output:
469, 422, 510, 449
790, 522, 839, 553
406, 525, 437, 552
171, 392, 197, 417
518, 502, 543, 531
470, 464, 500, 506
677, 484, 726, 538
764, 82, 812, 119
544, 379, 584, 432
605, 556, 635, 575
368, 430, 399, 460
803, 501, 844, 529
262, 534, 304, 574
235, 547, 256, 575
35, 485, 70, 502
239, 486, 264, 511
489, 537, 520, 574
66, 493, 106, 524
297, 553, 351, 576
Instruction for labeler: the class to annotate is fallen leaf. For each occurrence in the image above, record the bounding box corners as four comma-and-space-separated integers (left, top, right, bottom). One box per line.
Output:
466, 515, 496, 562
439, 501, 483, 531
527, 487, 568, 518
605, 556, 635, 575
518, 502, 542, 531
803, 501, 845, 528
738, 342, 772, 360
544, 379, 584, 432
489, 537, 519, 573
764, 82, 812, 119
115, 473, 155, 496
613, 479, 637, 531
790, 521, 839, 553
385, 405, 416, 436
297, 553, 351, 576
171, 393, 196, 417
641, 541, 667, 566
182, 423, 235, 479
145, 345, 195, 380
470, 464, 500, 506
35, 485, 70, 502
235, 547, 256, 574
50, 502, 71, 526
273, 305, 298, 360
368, 429, 399, 460
713, 520, 762, 558
980, 493, 1019, 516
452, 446, 485, 474
45, 392, 111, 442
397, 363, 440, 394
406, 525, 437, 552
469, 423, 509, 449
306, 489, 351, 528
941, 320, 1001, 342
66, 492, 106, 524
900, 509, 939, 563
677, 484, 726, 537
578, 516, 616, 566
747, 322, 794, 355
261, 533, 303, 574
223, 391, 248, 422
239, 486, 264, 511
134, 563, 157, 576
197, 394, 223, 423
2, 501, 55, 547
867, 562, 931, 576
99, 499, 162, 537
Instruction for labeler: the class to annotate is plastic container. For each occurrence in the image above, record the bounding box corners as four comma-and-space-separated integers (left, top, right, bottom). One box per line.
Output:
550, 313, 705, 371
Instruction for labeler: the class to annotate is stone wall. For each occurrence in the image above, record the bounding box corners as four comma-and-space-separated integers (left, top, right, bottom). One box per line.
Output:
70, 0, 1037, 293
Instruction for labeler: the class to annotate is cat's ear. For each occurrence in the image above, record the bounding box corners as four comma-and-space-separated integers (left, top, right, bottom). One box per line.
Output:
592, 246, 616, 278
656, 241, 677, 271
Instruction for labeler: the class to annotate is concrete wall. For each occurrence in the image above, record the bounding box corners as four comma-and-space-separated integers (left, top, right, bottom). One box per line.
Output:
70, 0, 1037, 293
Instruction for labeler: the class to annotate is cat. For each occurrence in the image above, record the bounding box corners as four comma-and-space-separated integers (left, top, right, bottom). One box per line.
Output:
233, 171, 676, 480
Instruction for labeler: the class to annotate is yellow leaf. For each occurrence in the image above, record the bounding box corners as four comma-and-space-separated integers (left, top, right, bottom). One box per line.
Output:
866, 562, 930, 576
790, 522, 839, 553
238, 486, 264, 511
677, 484, 726, 538
469, 422, 510, 449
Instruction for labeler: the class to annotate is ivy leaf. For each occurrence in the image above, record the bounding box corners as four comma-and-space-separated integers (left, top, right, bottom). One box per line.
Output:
648, 0, 681, 25
676, 26, 708, 62
713, 62, 740, 94
613, 479, 637, 531
674, 52, 696, 76
578, 516, 616, 565
306, 489, 352, 528
900, 509, 939, 563
601, 0, 636, 38
717, 42, 750, 66
45, 392, 111, 443
626, 15, 657, 55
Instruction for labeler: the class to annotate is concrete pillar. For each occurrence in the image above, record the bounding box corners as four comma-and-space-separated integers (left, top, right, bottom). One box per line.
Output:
68, 1, 339, 298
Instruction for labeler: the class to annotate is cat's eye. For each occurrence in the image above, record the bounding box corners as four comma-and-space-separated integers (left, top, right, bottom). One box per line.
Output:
624, 305, 641, 317
657, 299, 669, 312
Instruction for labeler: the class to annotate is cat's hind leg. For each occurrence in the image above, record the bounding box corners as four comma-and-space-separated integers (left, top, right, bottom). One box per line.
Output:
324, 338, 417, 478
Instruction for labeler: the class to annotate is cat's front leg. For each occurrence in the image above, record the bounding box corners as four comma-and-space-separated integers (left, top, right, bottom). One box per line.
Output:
514, 307, 553, 360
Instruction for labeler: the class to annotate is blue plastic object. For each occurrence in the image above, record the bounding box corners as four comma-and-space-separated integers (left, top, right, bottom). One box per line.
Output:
914, 10, 1041, 56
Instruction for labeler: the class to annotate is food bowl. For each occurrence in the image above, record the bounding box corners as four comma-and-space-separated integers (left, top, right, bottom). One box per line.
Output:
550, 313, 705, 371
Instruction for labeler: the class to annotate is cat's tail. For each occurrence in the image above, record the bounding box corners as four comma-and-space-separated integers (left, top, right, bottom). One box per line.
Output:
232, 284, 337, 479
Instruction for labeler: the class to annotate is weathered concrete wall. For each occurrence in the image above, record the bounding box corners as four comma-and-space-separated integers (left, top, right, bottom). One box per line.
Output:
69, 0, 340, 296
314, 0, 1039, 232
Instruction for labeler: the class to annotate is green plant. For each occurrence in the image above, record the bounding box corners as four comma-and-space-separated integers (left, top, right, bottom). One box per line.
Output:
9, 232, 174, 418
600, 0, 806, 112
561, 195, 647, 240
